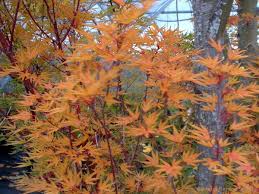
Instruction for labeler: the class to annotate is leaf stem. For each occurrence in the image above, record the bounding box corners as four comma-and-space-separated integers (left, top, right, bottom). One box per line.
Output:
90, 105, 118, 194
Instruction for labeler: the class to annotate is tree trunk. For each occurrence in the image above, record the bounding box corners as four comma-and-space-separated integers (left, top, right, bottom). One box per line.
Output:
191, 0, 233, 193
238, 0, 258, 60
238, 0, 259, 130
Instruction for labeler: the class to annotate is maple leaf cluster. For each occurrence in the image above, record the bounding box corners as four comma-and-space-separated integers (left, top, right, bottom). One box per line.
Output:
0, 1, 258, 194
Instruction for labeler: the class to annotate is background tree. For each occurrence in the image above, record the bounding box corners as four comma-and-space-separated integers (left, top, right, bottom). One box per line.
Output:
0, 1, 258, 194
238, 0, 258, 61
191, 0, 234, 192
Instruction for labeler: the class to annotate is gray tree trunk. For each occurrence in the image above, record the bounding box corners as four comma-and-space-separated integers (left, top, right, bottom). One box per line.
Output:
238, 0, 258, 130
238, 0, 258, 60
191, 0, 233, 193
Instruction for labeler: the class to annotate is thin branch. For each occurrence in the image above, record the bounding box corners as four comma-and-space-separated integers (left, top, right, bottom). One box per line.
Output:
43, 0, 55, 25
0, 14, 11, 44
2, 0, 14, 20
52, 64, 69, 74
130, 74, 149, 165
50, 0, 62, 49
143, 74, 149, 101
61, 0, 81, 43
92, 19, 102, 35
22, 0, 53, 41
130, 137, 141, 165
171, 176, 178, 194
0, 106, 12, 126
124, 76, 138, 93
90, 105, 118, 194
43, 0, 62, 49
68, 126, 73, 149
51, 0, 57, 22
0, 30, 14, 63
10, 0, 21, 51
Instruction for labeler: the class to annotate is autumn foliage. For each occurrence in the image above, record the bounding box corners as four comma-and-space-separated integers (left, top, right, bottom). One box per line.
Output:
0, 0, 258, 194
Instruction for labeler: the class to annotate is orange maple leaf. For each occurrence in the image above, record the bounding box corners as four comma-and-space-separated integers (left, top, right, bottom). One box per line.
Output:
189, 125, 215, 147
112, 0, 125, 6
157, 160, 182, 177
162, 129, 185, 144
143, 152, 160, 167
228, 15, 239, 26
225, 149, 248, 164
209, 39, 225, 53
227, 49, 247, 61
182, 151, 201, 166
9, 110, 32, 121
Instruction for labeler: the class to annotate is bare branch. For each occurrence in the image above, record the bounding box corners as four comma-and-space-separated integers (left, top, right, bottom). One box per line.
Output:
22, 0, 54, 41
2, 0, 14, 20
61, 0, 81, 43
43, 0, 62, 49
10, 0, 21, 51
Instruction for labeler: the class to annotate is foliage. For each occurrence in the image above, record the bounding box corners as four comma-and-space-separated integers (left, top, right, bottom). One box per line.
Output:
0, 0, 258, 194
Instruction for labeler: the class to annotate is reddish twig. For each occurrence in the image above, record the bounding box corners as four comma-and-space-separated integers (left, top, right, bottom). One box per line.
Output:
50, 0, 62, 49
22, 0, 53, 41
2, 0, 14, 20
61, 0, 81, 43
90, 105, 118, 194
172, 176, 178, 194
129, 75, 149, 165
0, 30, 11, 59
10, 0, 21, 51
130, 136, 141, 165
68, 126, 73, 149
43, 0, 62, 50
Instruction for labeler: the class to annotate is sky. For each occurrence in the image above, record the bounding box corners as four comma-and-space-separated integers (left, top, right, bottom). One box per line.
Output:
149, 0, 193, 33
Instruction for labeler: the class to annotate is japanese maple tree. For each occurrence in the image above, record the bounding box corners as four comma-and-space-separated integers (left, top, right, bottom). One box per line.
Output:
0, 0, 258, 194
